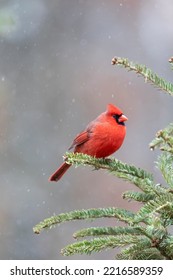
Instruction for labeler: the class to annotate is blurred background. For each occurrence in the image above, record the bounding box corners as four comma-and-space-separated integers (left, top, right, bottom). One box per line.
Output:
0, 0, 173, 260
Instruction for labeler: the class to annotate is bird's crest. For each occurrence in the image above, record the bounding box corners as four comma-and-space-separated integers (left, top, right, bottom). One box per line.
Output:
106, 103, 123, 115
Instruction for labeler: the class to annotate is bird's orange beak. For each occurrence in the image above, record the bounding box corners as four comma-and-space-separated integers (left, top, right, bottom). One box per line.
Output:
119, 114, 128, 122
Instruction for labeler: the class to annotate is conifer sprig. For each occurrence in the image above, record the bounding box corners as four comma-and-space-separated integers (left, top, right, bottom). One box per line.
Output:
61, 235, 151, 256
33, 207, 135, 234
73, 226, 142, 239
157, 153, 173, 188
33, 150, 173, 259
149, 123, 173, 153
111, 57, 173, 96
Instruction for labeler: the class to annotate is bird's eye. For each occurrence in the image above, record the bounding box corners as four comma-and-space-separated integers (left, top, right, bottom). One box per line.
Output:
113, 114, 125, 126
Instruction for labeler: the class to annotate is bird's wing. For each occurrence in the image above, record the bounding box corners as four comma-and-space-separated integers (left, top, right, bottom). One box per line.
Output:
68, 130, 90, 150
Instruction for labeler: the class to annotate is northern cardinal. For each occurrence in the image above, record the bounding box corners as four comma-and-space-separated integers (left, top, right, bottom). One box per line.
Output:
49, 103, 128, 182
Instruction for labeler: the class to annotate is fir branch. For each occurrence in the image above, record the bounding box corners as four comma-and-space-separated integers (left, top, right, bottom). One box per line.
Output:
160, 236, 173, 259
73, 226, 142, 239
123, 184, 169, 203
116, 225, 172, 260
33, 207, 135, 234
65, 152, 155, 191
117, 246, 165, 260
111, 57, 173, 96
61, 235, 151, 256
157, 152, 173, 188
169, 57, 173, 70
145, 223, 167, 240
123, 190, 155, 202
150, 123, 173, 152
134, 193, 173, 223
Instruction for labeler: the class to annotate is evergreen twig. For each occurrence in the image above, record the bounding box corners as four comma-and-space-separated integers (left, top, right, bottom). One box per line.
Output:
111, 56, 173, 96
33, 207, 135, 234
149, 123, 173, 153
157, 153, 173, 188
61, 235, 151, 256
73, 226, 143, 239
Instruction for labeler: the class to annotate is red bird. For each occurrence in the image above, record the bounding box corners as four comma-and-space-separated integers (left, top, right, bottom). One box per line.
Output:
49, 104, 128, 182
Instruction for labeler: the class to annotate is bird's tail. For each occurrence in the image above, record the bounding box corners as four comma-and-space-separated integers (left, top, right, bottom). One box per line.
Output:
49, 162, 71, 182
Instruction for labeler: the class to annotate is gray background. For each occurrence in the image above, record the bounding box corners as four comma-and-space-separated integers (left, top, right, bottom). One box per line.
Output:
0, 0, 172, 259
